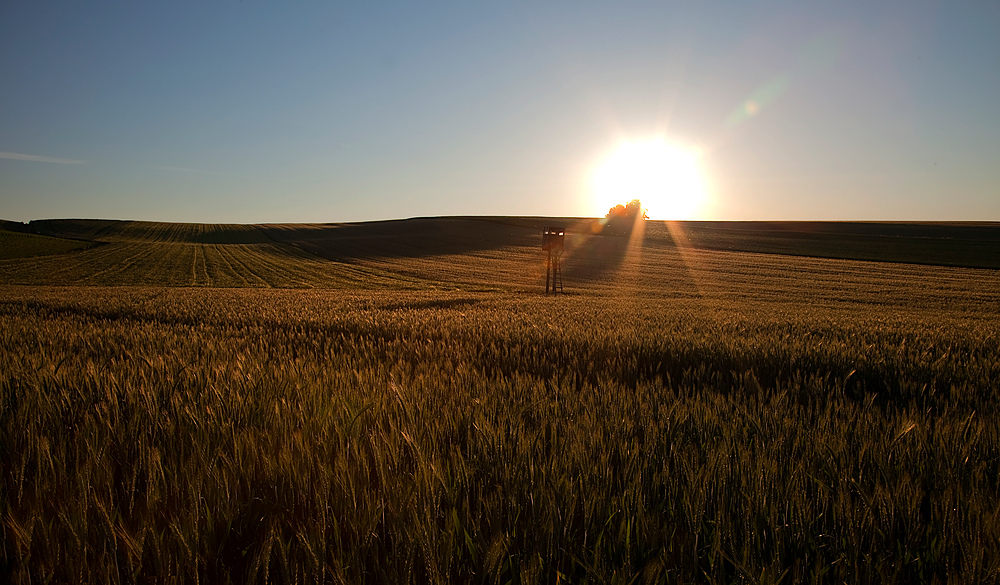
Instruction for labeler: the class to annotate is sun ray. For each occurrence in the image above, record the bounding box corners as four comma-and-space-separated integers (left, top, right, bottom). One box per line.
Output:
662, 220, 708, 300
617, 209, 647, 301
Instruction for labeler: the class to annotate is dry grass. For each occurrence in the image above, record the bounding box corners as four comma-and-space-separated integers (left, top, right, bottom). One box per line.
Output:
2, 218, 1000, 583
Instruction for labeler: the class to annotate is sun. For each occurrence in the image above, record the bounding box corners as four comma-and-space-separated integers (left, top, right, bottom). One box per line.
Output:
589, 137, 708, 220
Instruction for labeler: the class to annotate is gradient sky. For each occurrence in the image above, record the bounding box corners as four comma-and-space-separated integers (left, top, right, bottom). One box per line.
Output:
2, 1, 998, 223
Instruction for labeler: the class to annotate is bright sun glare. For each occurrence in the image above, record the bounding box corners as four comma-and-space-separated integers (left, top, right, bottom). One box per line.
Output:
590, 137, 708, 220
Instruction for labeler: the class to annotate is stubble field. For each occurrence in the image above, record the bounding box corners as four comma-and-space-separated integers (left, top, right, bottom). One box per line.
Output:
2, 218, 1000, 583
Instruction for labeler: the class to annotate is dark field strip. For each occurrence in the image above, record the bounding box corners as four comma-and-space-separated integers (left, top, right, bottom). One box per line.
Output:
13, 217, 1000, 270
649, 221, 1000, 270
2, 286, 1000, 583
431, 217, 1000, 269
0, 229, 95, 260
25, 219, 273, 244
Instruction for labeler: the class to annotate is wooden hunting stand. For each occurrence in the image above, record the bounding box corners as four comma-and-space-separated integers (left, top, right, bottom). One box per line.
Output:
542, 226, 564, 294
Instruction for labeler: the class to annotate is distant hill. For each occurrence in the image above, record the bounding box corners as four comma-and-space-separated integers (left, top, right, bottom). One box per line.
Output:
1, 217, 998, 289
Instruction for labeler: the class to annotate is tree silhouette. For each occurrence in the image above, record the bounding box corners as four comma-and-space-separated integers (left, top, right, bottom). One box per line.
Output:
603, 199, 647, 235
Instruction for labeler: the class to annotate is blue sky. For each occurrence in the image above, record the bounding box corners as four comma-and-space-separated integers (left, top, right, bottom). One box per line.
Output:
2, 1, 998, 222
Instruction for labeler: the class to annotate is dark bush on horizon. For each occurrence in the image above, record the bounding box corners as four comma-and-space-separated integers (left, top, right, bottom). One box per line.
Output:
603, 199, 647, 235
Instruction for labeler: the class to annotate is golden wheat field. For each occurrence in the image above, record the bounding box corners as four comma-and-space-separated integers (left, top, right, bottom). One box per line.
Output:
2, 218, 1000, 583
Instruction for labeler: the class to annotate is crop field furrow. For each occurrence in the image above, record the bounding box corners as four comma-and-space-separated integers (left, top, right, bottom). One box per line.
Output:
245, 244, 322, 287
226, 245, 274, 286
138, 243, 187, 285
137, 221, 158, 241
174, 245, 201, 284
159, 221, 187, 242
193, 246, 213, 285
4, 244, 125, 284
189, 244, 201, 285
63, 246, 138, 283
31, 243, 149, 284
240, 245, 286, 286
312, 257, 414, 287
87, 242, 163, 283
357, 263, 443, 288
335, 259, 430, 286
214, 244, 251, 286
208, 244, 250, 286
285, 252, 342, 286
0, 254, 67, 283
201, 244, 221, 286
227, 245, 270, 288
197, 245, 211, 285
254, 243, 440, 289
231, 246, 269, 286
226, 245, 269, 286
35, 246, 111, 283
196, 244, 229, 285
121, 243, 174, 282
72, 243, 137, 282
166, 222, 184, 242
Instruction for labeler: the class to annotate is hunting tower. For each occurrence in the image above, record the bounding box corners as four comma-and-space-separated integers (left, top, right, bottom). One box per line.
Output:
542, 226, 564, 294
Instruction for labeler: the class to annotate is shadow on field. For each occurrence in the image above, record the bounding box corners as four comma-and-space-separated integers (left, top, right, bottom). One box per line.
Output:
661, 221, 1000, 269
561, 234, 631, 282
560, 218, 677, 285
